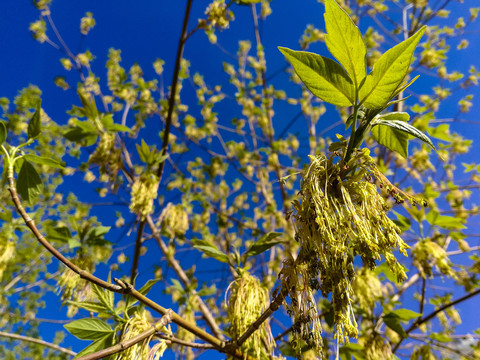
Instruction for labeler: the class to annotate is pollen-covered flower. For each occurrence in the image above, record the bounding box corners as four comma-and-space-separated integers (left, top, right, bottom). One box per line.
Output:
226, 271, 274, 359
129, 174, 159, 220
88, 132, 122, 180
281, 147, 411, 354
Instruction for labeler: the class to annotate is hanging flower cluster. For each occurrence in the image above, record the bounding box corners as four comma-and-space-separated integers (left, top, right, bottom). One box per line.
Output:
281, 146, 414, 354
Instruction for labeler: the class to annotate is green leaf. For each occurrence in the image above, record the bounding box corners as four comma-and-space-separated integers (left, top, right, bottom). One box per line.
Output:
67, 300, 111, 315
23, 154, 64, 169
27, 102, 42, 140
375, 262, 404, 284
392, 211, 411, 233
74, 333, 113, 359
371, 119, 437, 154
91, 283, 114, 310
101, 114, 130, 132
245, 232, 282, 257
324, 0, 366, 88
138, 278, 160, 296
0, 121, 6, 145
192, 239, 229, 263
426, 209, 466, 230
78, 91, 98, 121
64, 318, 113, 340
16, 160, 43, 205
383, 315, 407, 338
379, 112, 410, 122
371, 123, 409, 158
278, 47, 355, 106
389, 308, 421, 321
359, 26, 426, 109
430, 333, 453, 342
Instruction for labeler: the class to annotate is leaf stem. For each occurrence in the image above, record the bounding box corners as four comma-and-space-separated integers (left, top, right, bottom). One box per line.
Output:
344, 105, 360, 164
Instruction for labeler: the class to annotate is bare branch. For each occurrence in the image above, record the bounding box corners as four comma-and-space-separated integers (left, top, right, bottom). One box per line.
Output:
0, 331, 76, 356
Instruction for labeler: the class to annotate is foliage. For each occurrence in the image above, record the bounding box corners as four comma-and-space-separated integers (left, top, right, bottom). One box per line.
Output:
0, 0, 479, 359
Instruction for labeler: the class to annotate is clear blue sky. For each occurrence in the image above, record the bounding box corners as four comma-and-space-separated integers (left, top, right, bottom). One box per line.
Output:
1, 1, 479, 359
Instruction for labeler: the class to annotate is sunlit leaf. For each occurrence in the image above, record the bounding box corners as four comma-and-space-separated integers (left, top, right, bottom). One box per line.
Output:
324, 0, 366, 88
192, 239, 229, 263
64, 318, 113, 340
389, 308, 421, 321
67, 300, 111, 315
245, 232, 282, 257
278, 47, 355, 106
73, 333, 113, 359
24, 154, 64, 169
359, 27, 426, 109
371, 119, 437, 155
371, 123, 409, 158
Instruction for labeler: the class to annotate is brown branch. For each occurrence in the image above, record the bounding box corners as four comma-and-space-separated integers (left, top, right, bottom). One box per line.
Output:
231, 289, 286, 350
392, 288, 480, 353
76, 310, 174, 360
0, 330, 76, 356
145, 215, 225, 340
156, 334, 215, 349
130, 219, 146, 284
7, 176, 122, 293
156, 0, 193, 182
6, 175, 231, 356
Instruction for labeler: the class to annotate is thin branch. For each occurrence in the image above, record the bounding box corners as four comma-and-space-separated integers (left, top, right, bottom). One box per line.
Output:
156, 0, 193, 182
0, 331, 76, 356
77, 310, 174, 360
145, 215, 226, 340
130, 219, 146, 285
392, 288, 480, 353
156, 334, 215, 349
232, 289, 286, 350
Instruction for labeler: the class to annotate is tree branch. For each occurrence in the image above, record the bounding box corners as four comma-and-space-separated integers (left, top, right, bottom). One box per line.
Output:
76, 310, 174, 360
392, 287, 480, 353
156, 0, 193, 182
0, 330, 76, 356
130, 219, 146, 284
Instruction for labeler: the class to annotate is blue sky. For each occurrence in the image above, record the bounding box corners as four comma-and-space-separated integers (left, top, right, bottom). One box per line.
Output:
1, 1, 480, 359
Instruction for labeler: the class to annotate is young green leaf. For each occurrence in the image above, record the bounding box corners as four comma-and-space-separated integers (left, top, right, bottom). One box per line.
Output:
78, 91, 99, 121
16, 160, 43, 205
383, 315, 407, 338
73, 333, 113, 359
91, 282, 115, 311
192, 239, 229, 263
324, 0, 366, 89
371, 119, 437, 153
359, 26, 426, 109
379, 112, 410, 122
23, 154, 64, 169
67, 300, 111, 315
245, 232, 282, 257
64, 318, 113, 340
27, 102, 42, 140
388, 308, 421, 321
371, 124, 409, 158
278, 47, 355, 106
0, 121, 6, 145
138, 278, 160, 296
426, 209, 466, 230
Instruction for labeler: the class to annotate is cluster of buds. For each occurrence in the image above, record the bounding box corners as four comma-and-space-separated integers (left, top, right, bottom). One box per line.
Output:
281, 147, 411, 355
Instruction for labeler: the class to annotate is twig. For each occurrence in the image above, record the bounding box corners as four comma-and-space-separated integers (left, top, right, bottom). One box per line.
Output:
0, 330, 76, 356
145, 215, 225, 340
130, 219, 146, 284
156, 0, 193, 182
156, 334, 215, 349
232, 289, 286, 350
76, 310, 174, 360
392, 288, 480, 353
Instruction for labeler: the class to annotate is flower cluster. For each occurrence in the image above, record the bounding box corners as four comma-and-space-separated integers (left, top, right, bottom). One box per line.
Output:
281, 147, 411, 354
226, 271, 274, 359
129, 174, 159, 220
